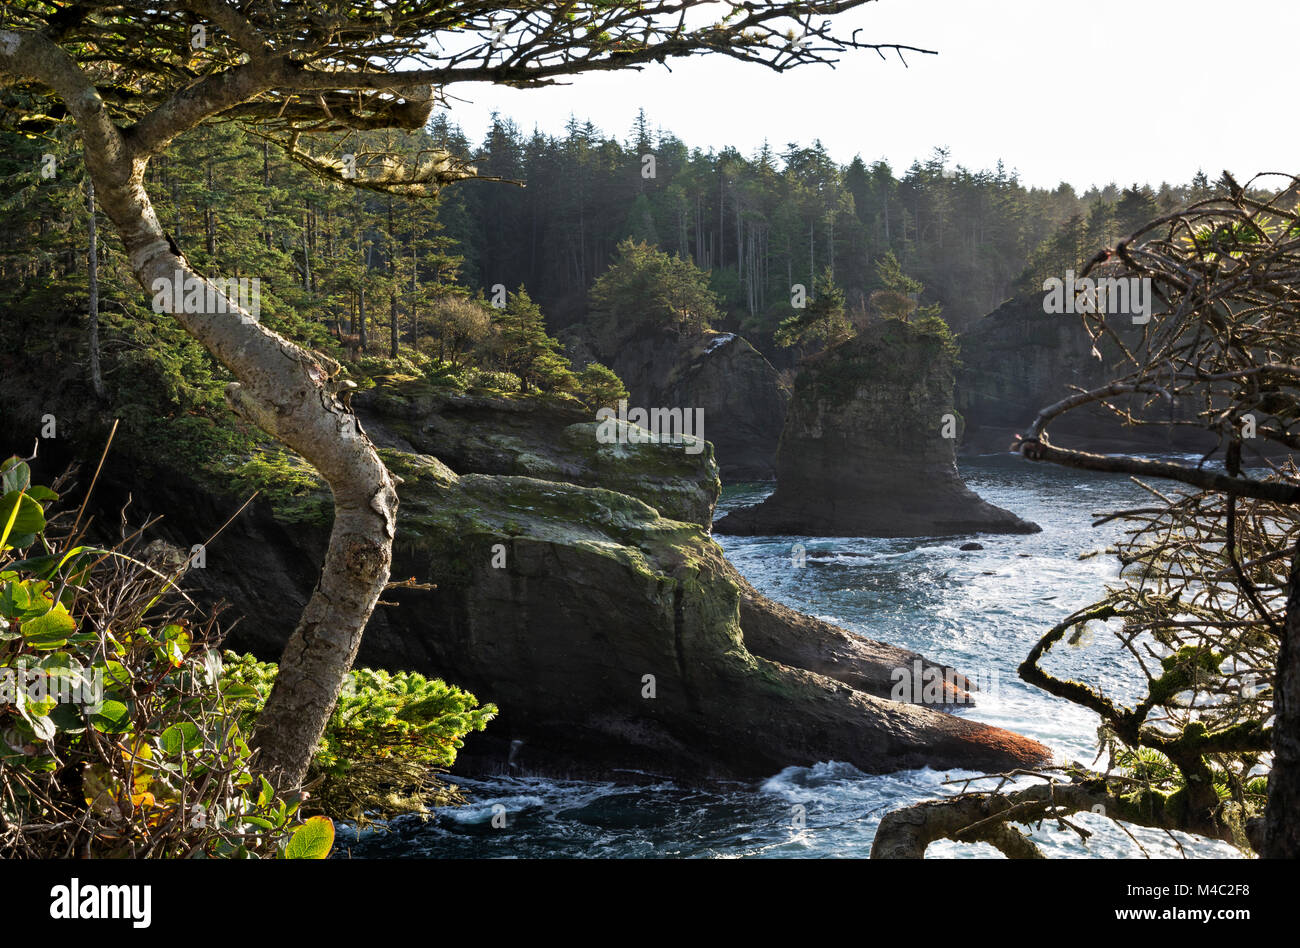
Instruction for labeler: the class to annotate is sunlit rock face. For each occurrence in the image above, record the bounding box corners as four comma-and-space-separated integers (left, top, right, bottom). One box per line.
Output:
715, 320, 1040, 538
353, 382, 721, 527
8, 372, 1049, 781
336, 452, 1051, 780
131, 442, 1048, 782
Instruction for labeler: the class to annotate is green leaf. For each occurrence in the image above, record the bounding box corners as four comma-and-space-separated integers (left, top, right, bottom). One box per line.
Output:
161, 721, 201, 755
35, 650, 73, 670
0, 459, 31, 495
0, 580, 33, 619
28, 713, 55, 742
89, 699, 131, 734
4, 555, 59, 580
163, 635, 190, 666
24, 690, 57, 718
49, 702, 86, 733
284, 816, 334, 859
99, 660, 130, 689
0, 491, 43, 546
20, 605, 76, 649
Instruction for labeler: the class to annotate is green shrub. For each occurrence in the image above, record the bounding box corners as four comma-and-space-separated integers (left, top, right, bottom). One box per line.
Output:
912, 312, 960, 359
1, 454, 495, 854
0, 456, 319, 858
230, 447, 331, 525
466, 368, 522, 396
575, 362, 628, 411
218, 653, 496, 823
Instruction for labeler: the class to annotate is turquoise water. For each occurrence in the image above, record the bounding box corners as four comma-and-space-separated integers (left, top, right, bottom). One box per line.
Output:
341, 454, 1241, 859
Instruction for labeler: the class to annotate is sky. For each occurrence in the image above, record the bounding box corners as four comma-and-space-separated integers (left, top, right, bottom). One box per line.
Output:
438, 0, 1300, 192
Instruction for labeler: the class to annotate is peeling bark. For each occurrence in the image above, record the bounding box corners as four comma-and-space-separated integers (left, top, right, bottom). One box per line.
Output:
0, 28, 398, 792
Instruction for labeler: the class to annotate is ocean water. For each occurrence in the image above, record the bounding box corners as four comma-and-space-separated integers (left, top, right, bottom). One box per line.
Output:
340, 454, 1241, 859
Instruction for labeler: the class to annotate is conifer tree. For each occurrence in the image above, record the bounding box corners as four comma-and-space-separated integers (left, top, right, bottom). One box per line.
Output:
494, 285, 572, 394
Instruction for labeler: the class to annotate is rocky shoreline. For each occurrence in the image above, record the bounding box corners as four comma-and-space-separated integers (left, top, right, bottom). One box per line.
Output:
7, 376, 1052, 784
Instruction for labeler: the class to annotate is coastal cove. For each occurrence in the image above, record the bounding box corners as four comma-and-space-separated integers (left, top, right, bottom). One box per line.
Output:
342, 454, 1242, 859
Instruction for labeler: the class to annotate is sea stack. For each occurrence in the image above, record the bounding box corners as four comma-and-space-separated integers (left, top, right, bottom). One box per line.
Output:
715, 318, 1040, 538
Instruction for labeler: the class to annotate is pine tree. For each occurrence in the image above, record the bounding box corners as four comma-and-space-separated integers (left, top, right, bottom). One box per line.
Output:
574, 362, 628, 410
588, 239, 719, 338
494, 285, 573, 393
775, 266, 851, 349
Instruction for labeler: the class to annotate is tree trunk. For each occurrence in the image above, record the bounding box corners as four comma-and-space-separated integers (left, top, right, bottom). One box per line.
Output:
357, 285, 367, 352
718, 174, 724, 268
388, 198, 398, 359
389, 290, 399, 359
0, 30, 399, 793
1264, 548, 1300, 856
409, 214, 418, 347
809, 221, 815, 299
301, 210, 311, 292
262, 142, 272, 252
86, 173, 105, 400
204, 157, 216, 258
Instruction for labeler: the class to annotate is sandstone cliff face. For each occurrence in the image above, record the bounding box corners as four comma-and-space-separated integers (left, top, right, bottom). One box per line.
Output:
715, 320, 1040, 538
7, 377, 1050, 781
573, 326, 790, 481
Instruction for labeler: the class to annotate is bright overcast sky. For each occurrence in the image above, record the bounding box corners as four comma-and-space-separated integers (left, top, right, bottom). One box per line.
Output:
440, 0, 1300, 191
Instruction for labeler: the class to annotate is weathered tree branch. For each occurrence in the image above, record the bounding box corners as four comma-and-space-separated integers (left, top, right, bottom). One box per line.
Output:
870, 774, 1244, 859
1016, 437, 1300, 505
2, 0, 919, 794
0, 24, 399, 792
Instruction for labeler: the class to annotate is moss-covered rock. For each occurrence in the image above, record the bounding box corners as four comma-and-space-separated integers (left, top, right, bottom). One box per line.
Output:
356, 387, 721, 526
6, 349, 1049, 781
716, 320, 1040, 538
216, 450, 1051, 780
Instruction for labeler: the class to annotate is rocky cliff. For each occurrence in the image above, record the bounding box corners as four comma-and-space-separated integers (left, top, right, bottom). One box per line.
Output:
716, 319, 1040, 538
149, 449, 1048, 780
353, 379, 721, 526
3, 365, 1051, 781
955, 293, 1209, 454
570, 326, 790, 481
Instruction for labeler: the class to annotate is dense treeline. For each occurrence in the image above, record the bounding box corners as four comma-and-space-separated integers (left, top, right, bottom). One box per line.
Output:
0, 114, 623, 474
0, 114, 623, 510
436, 110, 1229, 338
1, 103, 1253, 439
2, 103, 1234, 380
